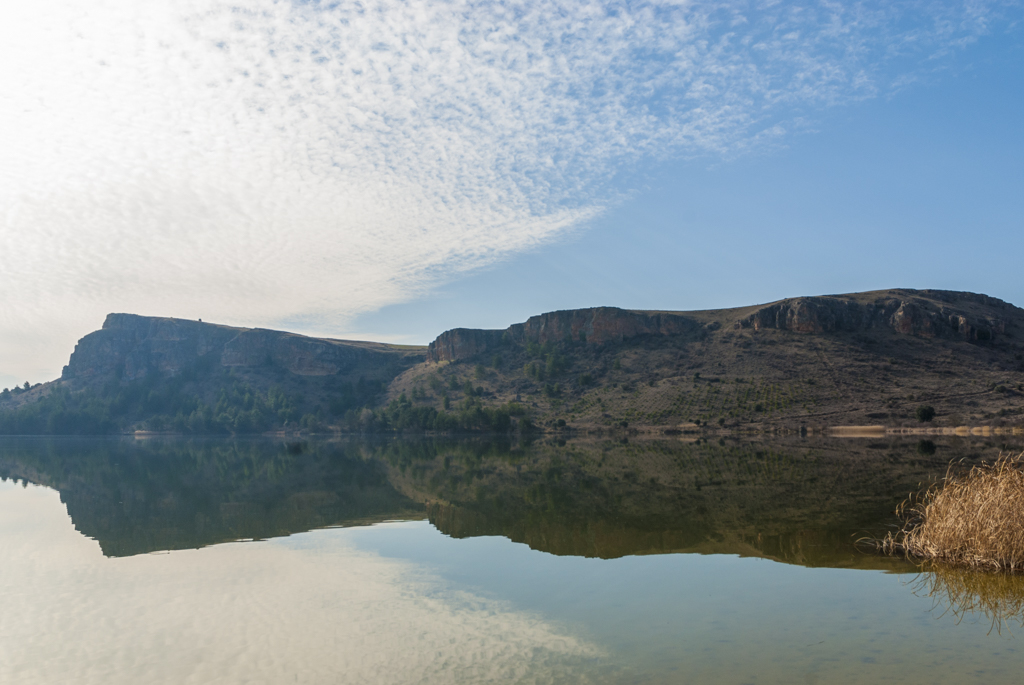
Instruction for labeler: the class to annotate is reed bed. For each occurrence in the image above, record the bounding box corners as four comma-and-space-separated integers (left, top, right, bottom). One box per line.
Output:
880, 452, 1024, 572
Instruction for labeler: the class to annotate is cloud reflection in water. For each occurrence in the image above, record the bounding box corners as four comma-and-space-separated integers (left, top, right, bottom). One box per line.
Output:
0, 483, 603, 685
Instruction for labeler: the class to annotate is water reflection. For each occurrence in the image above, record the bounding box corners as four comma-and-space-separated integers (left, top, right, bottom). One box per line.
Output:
6, 435, 1024, 684
915, 565, 1024, 634
0, 484, 605, 685
2, 434, 1019, 568
0, 438, 424, 556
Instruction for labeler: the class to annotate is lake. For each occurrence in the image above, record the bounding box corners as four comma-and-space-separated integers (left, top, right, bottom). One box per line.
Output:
2, 435, 1024, 684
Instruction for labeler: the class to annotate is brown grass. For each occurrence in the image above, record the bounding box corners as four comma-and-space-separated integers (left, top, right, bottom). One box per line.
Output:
880, 452, 1024, 571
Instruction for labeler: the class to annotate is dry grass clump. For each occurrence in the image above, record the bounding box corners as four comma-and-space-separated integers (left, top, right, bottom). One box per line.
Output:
881, 452, 1024, 572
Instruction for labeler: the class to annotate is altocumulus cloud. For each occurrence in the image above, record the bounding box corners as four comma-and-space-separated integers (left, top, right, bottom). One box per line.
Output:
0, 0, 1018, 381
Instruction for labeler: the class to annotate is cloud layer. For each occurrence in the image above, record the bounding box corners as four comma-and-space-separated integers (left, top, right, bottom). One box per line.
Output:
0, 0, 1017, 381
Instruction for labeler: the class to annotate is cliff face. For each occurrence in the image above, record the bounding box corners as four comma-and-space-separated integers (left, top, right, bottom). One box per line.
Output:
426, 328, 506, 364
427, 307, 703, 362
427, 290, 1018, 362
62, 313, 424, 382
509, 307, 702, 346
62, 315, 239, 381
740, 291, 1010, 341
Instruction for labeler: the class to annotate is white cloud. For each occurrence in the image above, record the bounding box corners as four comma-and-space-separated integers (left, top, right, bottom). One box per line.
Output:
0, 0, 1017, 380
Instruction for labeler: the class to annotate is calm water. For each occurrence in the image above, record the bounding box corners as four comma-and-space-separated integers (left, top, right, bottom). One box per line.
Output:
3, 435, 1024, 684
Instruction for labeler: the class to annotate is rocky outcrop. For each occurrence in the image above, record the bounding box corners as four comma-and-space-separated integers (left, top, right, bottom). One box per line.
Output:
426, 290, 1019, 363
219, 329, 401, 376
427, 307, 702, 362
426, 329, 506, 364
739, 291, 1009, 342
62, 313, 423, 382
508, 307, 700, 346
62, 314, 239, 381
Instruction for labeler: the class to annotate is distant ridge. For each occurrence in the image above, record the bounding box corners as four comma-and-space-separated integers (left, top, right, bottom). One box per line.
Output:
1, 289, 1022, 435
428, 289, 1016, 362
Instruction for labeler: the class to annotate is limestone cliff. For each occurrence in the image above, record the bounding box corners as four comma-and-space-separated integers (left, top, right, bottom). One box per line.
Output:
739, 290, 1010, 341
428, 307, 703, 362
62, 313, 424, 383
427, 289, 1017, 363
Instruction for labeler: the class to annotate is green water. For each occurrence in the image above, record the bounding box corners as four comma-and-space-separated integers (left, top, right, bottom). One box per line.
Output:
2, 435, 1023, 683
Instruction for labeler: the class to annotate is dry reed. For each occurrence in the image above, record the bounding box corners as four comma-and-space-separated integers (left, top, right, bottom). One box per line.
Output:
880, 452, 1024, 572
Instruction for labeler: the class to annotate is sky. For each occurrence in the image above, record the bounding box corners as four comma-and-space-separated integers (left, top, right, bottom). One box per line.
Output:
1, 0, 1023, 387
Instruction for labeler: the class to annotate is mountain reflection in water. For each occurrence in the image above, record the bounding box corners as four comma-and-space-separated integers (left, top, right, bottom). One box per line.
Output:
3, 434, 1020, 570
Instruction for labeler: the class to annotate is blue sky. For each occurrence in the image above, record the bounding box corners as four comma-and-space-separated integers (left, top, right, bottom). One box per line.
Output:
353, 27, 1024, 341
1, 0, 1022, 386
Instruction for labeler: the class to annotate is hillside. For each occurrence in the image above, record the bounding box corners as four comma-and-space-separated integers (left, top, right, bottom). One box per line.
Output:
388, 288, 1024, 433
1, 289, 1023, 434
0, 314, 425, 434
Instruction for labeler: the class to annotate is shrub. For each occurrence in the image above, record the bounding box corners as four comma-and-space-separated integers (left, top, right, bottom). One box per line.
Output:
545, 353, 566, 377
916, 405, 936, 422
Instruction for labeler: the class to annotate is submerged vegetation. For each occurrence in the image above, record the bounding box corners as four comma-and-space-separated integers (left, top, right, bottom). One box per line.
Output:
882, 453, 1024, 572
